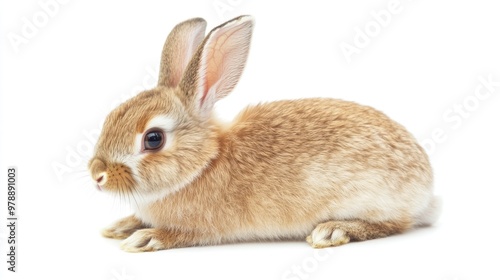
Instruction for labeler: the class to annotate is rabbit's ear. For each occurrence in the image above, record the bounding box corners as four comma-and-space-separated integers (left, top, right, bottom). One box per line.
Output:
158, 18, 207, 88
179, 15, 253, 119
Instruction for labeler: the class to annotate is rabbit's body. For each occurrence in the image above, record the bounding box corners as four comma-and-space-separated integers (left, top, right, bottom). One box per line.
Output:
138, 98, 434, 240
90, 16, 439, 252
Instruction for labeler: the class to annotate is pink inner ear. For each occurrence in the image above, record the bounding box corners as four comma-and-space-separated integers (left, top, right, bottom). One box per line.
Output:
195, 17, 253, 112
200, 81, 209, 107
198, 34, 235, 107
199, 49, 224, 107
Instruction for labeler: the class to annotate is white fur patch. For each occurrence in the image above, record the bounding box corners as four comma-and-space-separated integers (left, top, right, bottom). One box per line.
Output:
120, 230, 164, 252
120, 231, 148, 252
134, 134, 143, 155
144, 115, 177, 133
330, 229, 347, 243
132, 188, 172, 207
312, 227, 332, 244
303, 159, 433, 223
308, 227, 349, 248
146, 238, 163, 250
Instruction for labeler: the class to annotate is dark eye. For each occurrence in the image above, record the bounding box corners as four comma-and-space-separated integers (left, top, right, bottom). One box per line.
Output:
143, 130, 165, 151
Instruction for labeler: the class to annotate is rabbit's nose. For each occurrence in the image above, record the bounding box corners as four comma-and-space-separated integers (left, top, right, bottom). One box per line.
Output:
95, 172, 108, 187
96, 175, 104, 183
89, 157, 107, 181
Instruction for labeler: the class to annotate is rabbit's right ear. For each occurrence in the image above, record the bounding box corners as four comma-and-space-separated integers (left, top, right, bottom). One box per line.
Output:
158, 18, 207, 88
178, 16, 254, 120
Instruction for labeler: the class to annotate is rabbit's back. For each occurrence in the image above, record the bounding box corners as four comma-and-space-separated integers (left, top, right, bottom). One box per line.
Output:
216, 98, 433, 233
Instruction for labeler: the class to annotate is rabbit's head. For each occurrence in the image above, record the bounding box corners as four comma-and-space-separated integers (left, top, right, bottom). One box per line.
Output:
88, 16, 253, 202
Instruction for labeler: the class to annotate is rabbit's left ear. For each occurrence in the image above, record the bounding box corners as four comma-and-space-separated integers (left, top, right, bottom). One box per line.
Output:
178, 15, 254, 120
158, 18, 207, 88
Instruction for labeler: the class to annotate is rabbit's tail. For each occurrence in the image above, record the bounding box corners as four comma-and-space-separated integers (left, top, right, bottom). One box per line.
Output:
414, 196, 442, 227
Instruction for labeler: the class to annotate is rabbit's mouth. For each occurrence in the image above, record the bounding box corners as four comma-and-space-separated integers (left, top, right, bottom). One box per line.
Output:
96, 184, 102, 191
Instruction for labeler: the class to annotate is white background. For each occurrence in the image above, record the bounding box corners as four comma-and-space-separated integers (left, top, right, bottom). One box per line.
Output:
1, 0, 500, 279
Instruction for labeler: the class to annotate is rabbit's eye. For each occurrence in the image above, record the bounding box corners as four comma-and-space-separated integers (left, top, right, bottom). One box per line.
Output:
143, 130, 165, 151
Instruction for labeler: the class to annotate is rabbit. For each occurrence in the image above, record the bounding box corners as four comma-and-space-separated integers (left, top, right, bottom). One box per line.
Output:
88, 15, 440, 252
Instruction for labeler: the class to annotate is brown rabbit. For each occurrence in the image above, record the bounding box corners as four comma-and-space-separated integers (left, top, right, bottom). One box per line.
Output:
88, 15, 440, 252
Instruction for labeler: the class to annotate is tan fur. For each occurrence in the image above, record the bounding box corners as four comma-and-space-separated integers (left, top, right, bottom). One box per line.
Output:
89, 16, 438, 252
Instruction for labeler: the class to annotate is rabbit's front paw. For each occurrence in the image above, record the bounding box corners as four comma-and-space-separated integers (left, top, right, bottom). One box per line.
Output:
120, 229, 168, 252
102, 215, 145, 240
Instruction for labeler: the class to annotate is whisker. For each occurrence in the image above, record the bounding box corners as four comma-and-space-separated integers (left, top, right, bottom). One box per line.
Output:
72, 168, 91, 173
72, 173, 92, 181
